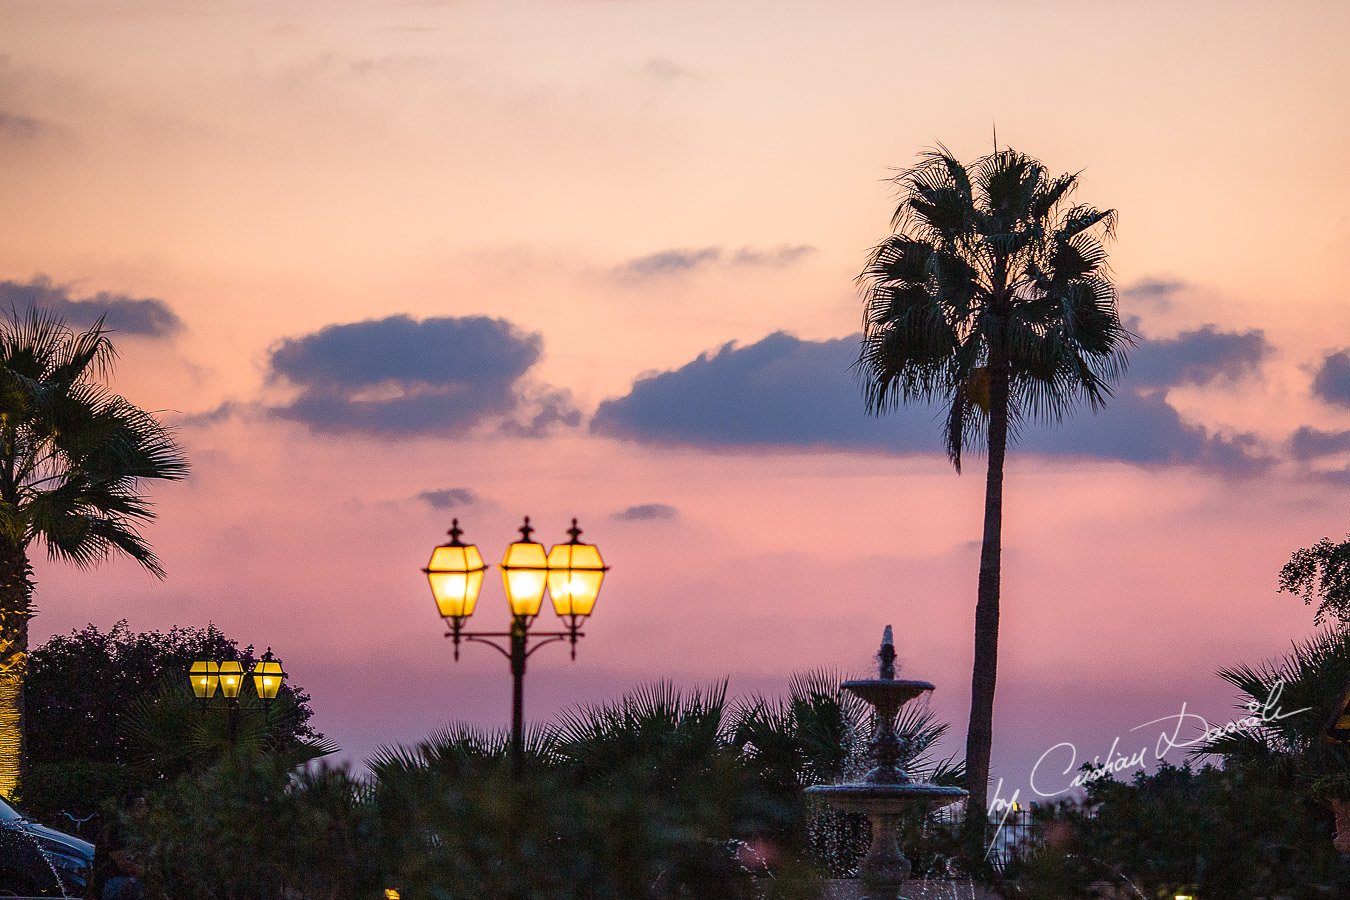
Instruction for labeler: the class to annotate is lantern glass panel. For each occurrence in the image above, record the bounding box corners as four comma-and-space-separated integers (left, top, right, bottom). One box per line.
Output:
190, 661, 219, 699
501, 540, 548, 617
426, 544, 485, 619
219, 660, 245, 699
252, 659, 285, 700
547, 543, 606, 617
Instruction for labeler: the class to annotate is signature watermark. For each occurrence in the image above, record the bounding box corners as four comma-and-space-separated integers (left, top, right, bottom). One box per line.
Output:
983, 681, 1308, 858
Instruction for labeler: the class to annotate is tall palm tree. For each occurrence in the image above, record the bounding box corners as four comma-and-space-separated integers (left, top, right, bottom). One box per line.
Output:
856, 145, 1129, 822
0, 308, 188, 799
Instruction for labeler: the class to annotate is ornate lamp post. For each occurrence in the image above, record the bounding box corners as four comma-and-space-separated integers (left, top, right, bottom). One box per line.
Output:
425, 516, 608, 777
189, 649, 287, 744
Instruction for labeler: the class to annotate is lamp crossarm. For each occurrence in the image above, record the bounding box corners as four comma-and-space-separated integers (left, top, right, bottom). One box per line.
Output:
196, 696, 274, 714
523, 634, 571, 659
445, 625, 586, 661
458, 634, 513, 660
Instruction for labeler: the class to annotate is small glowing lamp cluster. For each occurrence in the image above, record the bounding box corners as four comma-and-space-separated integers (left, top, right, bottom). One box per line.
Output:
425, 516, 608, 634
190, 649, 286, 702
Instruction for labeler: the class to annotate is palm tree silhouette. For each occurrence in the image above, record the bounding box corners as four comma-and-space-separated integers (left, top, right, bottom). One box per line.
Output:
856, 144, 1129, 821
0, 308, 188, 798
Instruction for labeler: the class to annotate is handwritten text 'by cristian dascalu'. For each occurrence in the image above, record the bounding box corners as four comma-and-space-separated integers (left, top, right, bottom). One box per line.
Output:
982, 681, 1309, 858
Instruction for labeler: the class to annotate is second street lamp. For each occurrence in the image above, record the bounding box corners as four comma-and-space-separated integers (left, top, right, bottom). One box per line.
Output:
425, 516, 608, 777
188, 650, 287, 745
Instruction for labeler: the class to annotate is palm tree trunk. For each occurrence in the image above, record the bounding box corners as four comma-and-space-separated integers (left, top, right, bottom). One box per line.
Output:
965, 360, 1008, 834
0, 537, 32, 801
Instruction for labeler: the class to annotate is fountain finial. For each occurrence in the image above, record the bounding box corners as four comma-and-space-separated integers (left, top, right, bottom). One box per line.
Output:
878, 625, 896, 680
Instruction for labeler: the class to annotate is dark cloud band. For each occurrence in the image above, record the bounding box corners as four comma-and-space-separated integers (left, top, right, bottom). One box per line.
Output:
1127, 324, 1270, 388
592, 328, 1271, 473
267, 314, 577, 437
270, 314, 540, 388
1289, 427, 1350, 461
418, 488, 481, 509
610, 244, 815, 281
613, 503, 678, 521
0, 275, 183, 338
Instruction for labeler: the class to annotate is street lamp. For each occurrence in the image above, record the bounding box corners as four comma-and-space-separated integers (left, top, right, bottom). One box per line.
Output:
252, 650, 285, 702
425, 516, 608, 777
188, 649, 287, 744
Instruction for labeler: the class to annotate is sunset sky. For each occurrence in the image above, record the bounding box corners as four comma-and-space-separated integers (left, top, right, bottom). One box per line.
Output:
4, 0, 1350, 801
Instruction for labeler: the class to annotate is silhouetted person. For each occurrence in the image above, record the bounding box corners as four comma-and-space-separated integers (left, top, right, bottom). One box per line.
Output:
93, 793, 146, 900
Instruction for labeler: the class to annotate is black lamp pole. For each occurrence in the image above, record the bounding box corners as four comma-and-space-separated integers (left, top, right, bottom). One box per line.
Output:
510, 618, 526, 776
448, 606, 585, 778
226, 697, 240, 746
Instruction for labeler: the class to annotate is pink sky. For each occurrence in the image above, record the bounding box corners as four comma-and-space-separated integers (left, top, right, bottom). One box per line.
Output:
4, 0, 1350, 799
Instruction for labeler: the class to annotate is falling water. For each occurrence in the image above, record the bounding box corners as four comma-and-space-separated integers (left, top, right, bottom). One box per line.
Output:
1112, 869, 1148, 899
0, 823, 73, 897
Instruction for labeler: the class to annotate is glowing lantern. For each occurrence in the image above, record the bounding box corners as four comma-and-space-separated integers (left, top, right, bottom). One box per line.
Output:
218, 660, 244, 699
424, 519, 486, 625
547, 519, 608, 619
190, 661, 220, 700
252, 649, 285, 701
500, 517, 549, 618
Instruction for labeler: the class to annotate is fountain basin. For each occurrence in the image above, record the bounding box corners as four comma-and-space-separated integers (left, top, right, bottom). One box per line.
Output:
841, 679, 934, 710
806, 783, 968, 816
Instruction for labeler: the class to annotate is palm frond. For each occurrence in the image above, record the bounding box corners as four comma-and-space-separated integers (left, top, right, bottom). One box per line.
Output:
0, 306, 188, 576
1194, 629, 1350, 766
551, 680, 731, 782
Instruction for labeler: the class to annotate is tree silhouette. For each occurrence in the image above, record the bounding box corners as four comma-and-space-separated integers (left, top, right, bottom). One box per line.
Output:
856, 145, 1129, 820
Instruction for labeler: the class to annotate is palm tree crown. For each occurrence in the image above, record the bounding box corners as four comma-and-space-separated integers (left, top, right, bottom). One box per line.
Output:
0, 309, 188, 571
858, 145, 1128, 469
0, 307, 188, 799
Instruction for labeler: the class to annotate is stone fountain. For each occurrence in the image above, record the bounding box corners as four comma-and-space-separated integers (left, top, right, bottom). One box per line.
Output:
806, 627, 968, 900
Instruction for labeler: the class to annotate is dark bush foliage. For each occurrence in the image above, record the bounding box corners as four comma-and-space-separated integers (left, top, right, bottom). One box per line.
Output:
1009, 762, 1348, 897
26, 622, 318, 825
138, 753, 375, 899
105, 674, 968, 898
